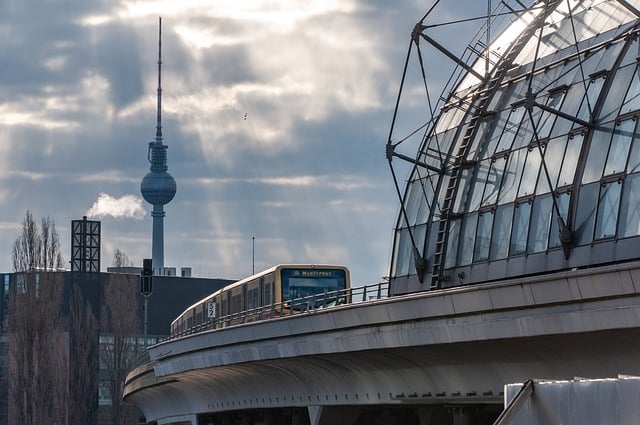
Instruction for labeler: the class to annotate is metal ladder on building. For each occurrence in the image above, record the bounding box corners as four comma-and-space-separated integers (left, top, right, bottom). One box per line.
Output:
430, 0, 561, 289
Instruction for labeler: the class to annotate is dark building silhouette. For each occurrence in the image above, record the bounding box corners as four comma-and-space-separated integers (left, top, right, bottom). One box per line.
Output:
0, 271, 234, 425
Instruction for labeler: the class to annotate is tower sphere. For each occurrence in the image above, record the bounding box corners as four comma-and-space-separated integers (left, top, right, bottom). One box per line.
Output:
141, 169, 176, 205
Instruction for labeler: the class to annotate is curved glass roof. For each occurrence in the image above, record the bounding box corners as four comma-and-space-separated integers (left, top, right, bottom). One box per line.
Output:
387, 0, 640, 295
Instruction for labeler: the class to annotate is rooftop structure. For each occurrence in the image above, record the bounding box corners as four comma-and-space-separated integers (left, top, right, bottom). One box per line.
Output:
140, 17, 177, 276
387, 0, 640, 295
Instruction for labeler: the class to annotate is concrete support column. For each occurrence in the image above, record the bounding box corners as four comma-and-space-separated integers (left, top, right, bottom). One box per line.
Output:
263, 411, 276, 425
308, 406, 361, 425
292, 409, 305, 425
241, 412, 254, 425
417, 407, 435, 425
452, 407, 473, 425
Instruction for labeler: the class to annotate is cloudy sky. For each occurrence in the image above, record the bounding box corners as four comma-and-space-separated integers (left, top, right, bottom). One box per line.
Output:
0, 0, 490, 285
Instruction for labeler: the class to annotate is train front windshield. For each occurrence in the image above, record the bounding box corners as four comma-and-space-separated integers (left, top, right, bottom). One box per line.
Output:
280, 268, 347, 308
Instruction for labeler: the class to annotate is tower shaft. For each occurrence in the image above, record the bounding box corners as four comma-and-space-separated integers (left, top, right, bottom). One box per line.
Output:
151, 205, 165, 275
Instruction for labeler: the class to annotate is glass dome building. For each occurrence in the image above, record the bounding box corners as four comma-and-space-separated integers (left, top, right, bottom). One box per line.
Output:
387, 0, 640, 295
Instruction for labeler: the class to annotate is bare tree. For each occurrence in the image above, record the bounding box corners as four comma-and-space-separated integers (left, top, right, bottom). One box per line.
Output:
100, 274, 141, 425
6, 272, 67, 425
12, 211, 64, 272
68, 281, 99, 425
112, 248, 133, 268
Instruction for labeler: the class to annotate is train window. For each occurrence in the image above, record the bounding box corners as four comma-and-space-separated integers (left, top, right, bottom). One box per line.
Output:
247, 288, 259, 309
232, 294, 242, 313
280, 268, 347, 300
264, 283, 272, 307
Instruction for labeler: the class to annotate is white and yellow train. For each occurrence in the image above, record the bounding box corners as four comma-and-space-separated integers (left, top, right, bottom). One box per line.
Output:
171, 264, 350, 336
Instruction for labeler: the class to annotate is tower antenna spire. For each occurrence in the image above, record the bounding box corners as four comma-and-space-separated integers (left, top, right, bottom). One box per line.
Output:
156, 16, 163, 145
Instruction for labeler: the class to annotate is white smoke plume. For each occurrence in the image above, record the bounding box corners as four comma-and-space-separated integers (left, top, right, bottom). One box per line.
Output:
86, 193, 146, 219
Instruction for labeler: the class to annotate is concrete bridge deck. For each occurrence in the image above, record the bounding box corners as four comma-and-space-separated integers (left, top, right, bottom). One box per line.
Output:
124, 260, 640, 425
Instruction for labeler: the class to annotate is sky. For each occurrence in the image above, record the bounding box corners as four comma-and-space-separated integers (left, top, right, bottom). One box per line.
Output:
0, 0, 490, 285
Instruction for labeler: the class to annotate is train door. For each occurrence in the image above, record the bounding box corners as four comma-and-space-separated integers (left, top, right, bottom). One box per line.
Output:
225, 290, 232, 326
242, 284, 248, 313
259, 277, 265, 307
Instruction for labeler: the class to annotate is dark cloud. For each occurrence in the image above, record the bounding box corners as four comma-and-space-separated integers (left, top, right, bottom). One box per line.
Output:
0, 0, 483, 284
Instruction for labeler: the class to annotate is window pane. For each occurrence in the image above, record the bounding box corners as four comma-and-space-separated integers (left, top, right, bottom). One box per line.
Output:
599, 63, 636, 121
536, 136, 567, 193
594, 181, 622, 239
496, 107, 525, 152
527, 195, 553, 253
453, 168, 473, 214
392, 228, 412, 276
510, 201, 532, 255
536, 92, 565, 138
549, 192, 571, 248
575, 182, 599, 245
490, 204, 513, 261
474, 211, 493, 262
499, 148, 527, 203
558, 133, 584, 187
619, 173, 640, 237
604, 119, 635, 176
468, 160, 491, 211
482, 156, 507, 207
458, 214, 478, 266
518, 148, 542, 197
577, 77, 604, 122
445, 219, 461, 269
581, 128, 611, 184
621, 66, 640, 114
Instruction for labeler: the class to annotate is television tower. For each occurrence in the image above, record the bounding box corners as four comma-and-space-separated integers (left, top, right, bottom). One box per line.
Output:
140, 17, 177, 276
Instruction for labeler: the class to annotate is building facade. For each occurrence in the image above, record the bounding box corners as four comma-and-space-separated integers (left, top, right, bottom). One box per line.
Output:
387, 0, 640, 294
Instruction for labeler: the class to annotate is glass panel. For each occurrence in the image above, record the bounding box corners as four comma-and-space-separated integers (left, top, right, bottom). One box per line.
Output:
621, 66, 640, 114
594, 180, 622, 239
496, 107, 525, 153
445, 218, 461, 269
551, 85, 582, 137
558, 133, 584, 187
474, 211, 493, 262
518, 148, 542, 198
488, 108, 514, 153
499, 148, 527, 203
549, 192, 571, 248
512, 107, 541, 149
453, 168, 473, 214
510, 201, 532, 255
575, 182, 599, 245
458, 213, 478, 267
604, 118, 635, 176
577, 77, 604, 123
490, 204, 513, 261
536, 136, 567, 194
527, 194, 553, 253
392, 228, 412, 276
482, 156, 507, 207
627, 129, 640, 173
619, 173, 640, 237
581, 127, 611, 183
469, 120, 499, 161
599, 63, 635, 122
536, 91, 565, 139
468, 160, 491, 212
